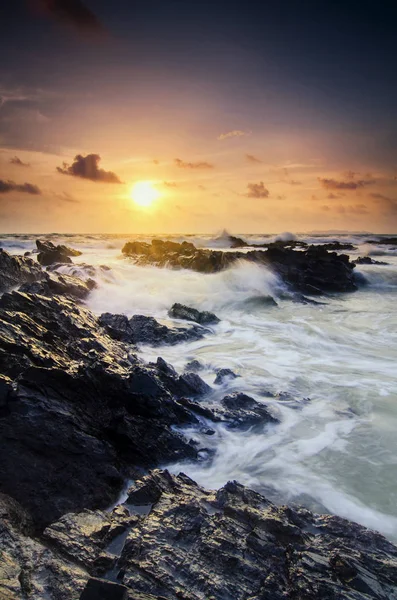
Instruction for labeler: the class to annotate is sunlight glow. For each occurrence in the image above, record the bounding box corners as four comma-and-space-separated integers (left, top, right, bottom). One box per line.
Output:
130, 181, 160, 207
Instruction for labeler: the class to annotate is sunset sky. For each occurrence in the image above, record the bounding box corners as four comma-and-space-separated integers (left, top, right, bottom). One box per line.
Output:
0, 0, 396, 233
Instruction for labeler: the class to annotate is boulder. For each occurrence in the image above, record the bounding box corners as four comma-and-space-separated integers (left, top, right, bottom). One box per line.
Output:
99, 312, 207, 346
214, 368, 239, 385
168, 302, 220, 325
36, 239, 82, 266
353, 256, 389, 265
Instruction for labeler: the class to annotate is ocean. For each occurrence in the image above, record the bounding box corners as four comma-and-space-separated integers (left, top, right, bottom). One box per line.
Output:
2, 231, 397, 540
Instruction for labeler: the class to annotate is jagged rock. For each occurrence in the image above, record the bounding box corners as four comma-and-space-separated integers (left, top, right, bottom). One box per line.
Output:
168, 302, 220, 325
214, 368, 239, 385
220, 392, 279, 429
0, 291, 204, 528
0, 493, 87, 599
36, 239, 82, 266
19, 271, 96, 299
112, 470, 397, 600
99, 312, 207, 346
122, 240, 357, 295
353, 256, 389, 265
0, 248, 46, 292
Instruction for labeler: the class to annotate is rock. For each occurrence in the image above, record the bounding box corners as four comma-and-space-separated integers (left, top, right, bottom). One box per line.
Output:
19, 271, 96, 299
0, 248, 46, 292
185, 359, 205, 372
365, 236, 397, 245
0, 291, 205, 528
353, 256, 389, 265
220, 392, 279, 429
243, 294, 278, 308
315, 241, 357, 251
214, 368, 239, 385
168, 302, 220, 325
0, 493, 88, 599
80, 578, 128, 600
113, 470, 397, 600
36, 239, 82, 266
99, 312, 207, 346
122, 240, 357, 295
177, 372, 212, 397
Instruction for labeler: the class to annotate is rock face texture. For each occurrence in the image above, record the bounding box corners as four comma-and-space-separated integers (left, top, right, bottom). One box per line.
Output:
122, 240, 357, 294
168, 303, 220, 325
36, 239, 82, 266
0, 248, 46, 292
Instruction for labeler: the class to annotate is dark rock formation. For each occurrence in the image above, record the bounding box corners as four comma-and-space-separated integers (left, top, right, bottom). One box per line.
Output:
0, 248, 46, 292
353, 256, 389, 265
3, 470, 397, 599
99, 312, 207, 346
214, 367, 239, 385
19, 271, 96, 299
111, 470, 397, 599
220, 392, 279, 429
168, 302, 220, 325
0, 291, 207, 528
185, 359, 205, 372
36, 239, 82, 266
315, 241, 356, 251
122, 240, 357, 295
365, 236, 397, 245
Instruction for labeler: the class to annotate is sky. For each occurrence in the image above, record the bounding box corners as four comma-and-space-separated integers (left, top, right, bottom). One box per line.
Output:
0, 0, 396, 233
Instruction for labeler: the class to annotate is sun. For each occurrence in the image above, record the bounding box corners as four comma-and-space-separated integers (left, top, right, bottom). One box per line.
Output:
130, 181, 160, 207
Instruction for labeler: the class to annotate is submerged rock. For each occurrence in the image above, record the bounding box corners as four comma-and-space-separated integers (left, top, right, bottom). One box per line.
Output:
36, 239, 82, 266
122, 239, 357, 295
353, 256, 389, 265
99, 312, 207, 346
168, 302, 220, 325
214, 367, 239, 385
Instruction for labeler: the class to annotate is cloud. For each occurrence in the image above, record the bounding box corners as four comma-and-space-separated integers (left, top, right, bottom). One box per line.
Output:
198, 185, 206, 191
9, 156, 30, 167
218, 130, 250, 140
318, 177, 375, 190
246, 154, 262, 164
343, 170, 358, 180
369, 193, 397, 214
0, 180, 41, 194
174, 158, 214, 169
327, 193, 339, 199
163, 181, 177, 188
246, 181, 269, 199
56, 154, 122, 183
34, 0, 104, 33
54, 191, 80, 203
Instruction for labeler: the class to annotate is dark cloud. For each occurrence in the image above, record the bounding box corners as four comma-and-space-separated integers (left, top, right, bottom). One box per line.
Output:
174, 158, 214, 169
34, 0, 104, 33
246, 153, 262, 164
327, 193, 339, 199
56, 154, 122, 183
9, 156, 30, 167
318, 177, 375, 190
246, 181, 269, 198
343, 170, 358, 180
0, 180, 41, 194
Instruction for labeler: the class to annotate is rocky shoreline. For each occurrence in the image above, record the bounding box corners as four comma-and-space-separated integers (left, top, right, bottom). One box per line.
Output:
1, 241, 397, 599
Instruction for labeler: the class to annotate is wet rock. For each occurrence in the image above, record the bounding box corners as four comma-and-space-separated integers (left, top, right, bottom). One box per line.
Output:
0, 493, 87, 599
36, 239, 82, 266
214, 368, 239, 385
315, 241, 357, 251
19, 271, 96, 299
113, 470, 397, 600
365, 236, 397, 245
185, 359, 205, 372
243, 294, 278, 308
353, 256, 389, 265
220, 392, 279, 429
80, 578, 128, 600
0, 248, 46, 292
99, 312, 207, 346
0, 291, 202, 528
122, 239, 357, 295
168, 302, 220, 325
